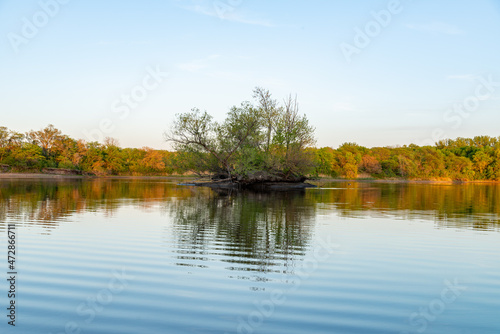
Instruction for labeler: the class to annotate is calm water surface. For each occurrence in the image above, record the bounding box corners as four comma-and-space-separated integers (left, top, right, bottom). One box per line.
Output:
0, 179, 499, 334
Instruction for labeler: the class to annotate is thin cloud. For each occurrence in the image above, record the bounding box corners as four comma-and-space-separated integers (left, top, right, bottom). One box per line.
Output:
176, 1, 273, 27
406, 22, 463, 35
96, 40, 152, 46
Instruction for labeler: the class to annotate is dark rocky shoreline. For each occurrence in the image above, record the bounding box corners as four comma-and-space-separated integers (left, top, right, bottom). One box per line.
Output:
179, 180, 317, 190
184, 171, 317, 190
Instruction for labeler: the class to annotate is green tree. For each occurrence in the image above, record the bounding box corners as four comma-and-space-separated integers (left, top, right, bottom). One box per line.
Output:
473, 150, 493, 179
271, 95, 316, 177
313, 147, 340, 177
10, 143, 45, 168
165, 105, 261, 179
165, 88, 316, 182
253, 87, 279, 153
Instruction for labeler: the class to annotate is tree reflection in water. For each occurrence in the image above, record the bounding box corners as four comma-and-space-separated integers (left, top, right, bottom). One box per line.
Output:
1, 178, 498, 234
307, 181, 500, 230
166, 188, 317, 279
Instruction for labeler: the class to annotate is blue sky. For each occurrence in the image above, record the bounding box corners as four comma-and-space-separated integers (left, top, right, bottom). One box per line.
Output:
1, 0, 499, 149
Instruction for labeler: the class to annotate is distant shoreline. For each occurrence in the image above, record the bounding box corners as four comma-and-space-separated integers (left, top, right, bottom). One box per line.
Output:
0, 173, 192, 180
310, 178, 500, 185
1, 173, 499, 184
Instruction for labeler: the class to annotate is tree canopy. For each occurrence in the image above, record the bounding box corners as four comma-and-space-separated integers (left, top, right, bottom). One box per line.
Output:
165, 88, 316, 182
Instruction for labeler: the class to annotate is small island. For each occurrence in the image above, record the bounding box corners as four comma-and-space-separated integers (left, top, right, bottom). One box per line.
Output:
165, 87, 318, 190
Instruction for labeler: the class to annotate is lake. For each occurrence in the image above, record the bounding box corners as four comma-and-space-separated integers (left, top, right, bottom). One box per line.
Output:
0, 178, 499, 334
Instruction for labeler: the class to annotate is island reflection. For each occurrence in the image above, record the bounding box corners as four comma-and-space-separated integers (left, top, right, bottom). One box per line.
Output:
1, 179, 499, 233
167, 187, 316, 276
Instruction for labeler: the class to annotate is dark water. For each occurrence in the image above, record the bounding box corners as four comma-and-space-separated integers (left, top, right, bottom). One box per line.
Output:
0, 179, 499, 334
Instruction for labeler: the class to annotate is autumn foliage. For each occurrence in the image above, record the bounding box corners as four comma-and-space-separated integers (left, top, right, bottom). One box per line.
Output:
311, 137, 500, 181
0, 125, 177, 176
1, 124, 500, 181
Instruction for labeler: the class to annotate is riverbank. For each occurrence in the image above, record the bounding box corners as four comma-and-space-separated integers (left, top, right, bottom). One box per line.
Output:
0, 173, 499, 184
0, 173, 86, 179
0, 173, 195, 180
309, 178, 500, 185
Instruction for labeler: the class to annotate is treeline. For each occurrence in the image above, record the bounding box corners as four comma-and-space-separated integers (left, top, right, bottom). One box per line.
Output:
1, 125, 500, 180
313, 136, 500, 181
0, 125, 178, 176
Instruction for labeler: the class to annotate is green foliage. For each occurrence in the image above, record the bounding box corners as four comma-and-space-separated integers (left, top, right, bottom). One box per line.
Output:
313, 147, 340, 177
309, 135, 500, 181
165, 88, 317, 180
9, 143, 45, 169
